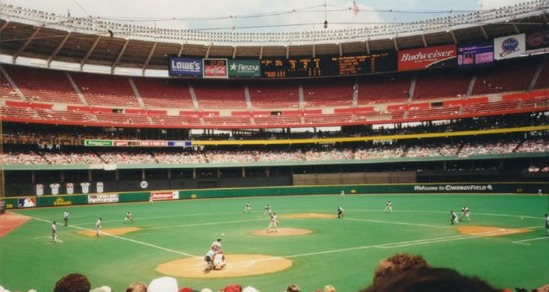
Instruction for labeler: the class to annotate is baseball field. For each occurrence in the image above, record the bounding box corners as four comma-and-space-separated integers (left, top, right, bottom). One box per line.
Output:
1, 193, 548, 291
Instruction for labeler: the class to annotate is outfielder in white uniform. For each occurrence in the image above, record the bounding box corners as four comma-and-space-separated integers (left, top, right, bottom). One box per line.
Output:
124, 211, 134, 223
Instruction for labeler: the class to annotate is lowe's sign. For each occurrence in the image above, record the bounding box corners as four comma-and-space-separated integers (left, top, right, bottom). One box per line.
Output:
169, 57, 203, 77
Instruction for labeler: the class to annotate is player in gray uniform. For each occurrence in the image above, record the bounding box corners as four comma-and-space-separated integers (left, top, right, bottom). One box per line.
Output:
96, 218, 102, 236
451, 211, 459, 225
51, 221, 59, 243
203, 248, 215, 273
459, 206, 470, 222
63, 210, 69, 227
545, 213, 549, 236
337, 206, 344, 218
263, 203, 272, 216
244, 202, 252, 214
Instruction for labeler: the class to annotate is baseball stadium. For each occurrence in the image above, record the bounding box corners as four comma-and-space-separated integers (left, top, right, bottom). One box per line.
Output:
0, 1, 549, 291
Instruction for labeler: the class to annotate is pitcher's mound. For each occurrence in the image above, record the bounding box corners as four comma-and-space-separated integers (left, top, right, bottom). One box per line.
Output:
458, 225, 532, 237
78, 227, 141, 237
157, 254, 292, 278
252, 227, 312, 237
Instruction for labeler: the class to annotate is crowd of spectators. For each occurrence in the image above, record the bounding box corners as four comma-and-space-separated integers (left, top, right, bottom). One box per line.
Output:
2, 136, 547, 166
527, 165, 549, 173
2, 112, 547, 145
458, 139, 521, 157
0, 273, 339, 292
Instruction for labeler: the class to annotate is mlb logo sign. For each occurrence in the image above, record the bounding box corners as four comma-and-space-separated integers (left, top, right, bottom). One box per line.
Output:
18, 197, 36, 208
203, 58, 228, 78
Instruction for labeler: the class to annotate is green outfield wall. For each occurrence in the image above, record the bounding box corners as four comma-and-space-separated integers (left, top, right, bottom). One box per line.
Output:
3, 182, 548, 209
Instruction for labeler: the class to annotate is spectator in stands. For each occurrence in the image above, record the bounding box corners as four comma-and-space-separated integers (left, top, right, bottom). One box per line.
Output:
90, 286, 112, 292
222, 284, 242, 292
371, 253, 431, 286
148, 276, 178, 292
285, 284, 301, 292
361, 266, 500, 292
126, 282, 147, 292
53, 273, 90, 292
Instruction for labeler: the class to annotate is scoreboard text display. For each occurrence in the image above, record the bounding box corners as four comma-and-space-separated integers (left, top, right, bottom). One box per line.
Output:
260, 52, 396, 78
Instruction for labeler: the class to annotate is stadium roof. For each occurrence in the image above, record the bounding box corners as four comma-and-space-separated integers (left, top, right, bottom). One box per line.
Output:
0, 1, 547, 75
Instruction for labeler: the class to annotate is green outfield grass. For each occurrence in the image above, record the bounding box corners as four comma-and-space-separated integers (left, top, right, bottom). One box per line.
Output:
1, 193, 548, 291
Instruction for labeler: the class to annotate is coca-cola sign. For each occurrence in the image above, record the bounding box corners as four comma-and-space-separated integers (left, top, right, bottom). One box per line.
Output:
398, 44, 456, 71
203, 58, 228, 78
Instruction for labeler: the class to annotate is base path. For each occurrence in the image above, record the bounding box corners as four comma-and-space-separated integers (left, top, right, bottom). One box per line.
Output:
0, 212, 31, 238
78, 227, 141, 237
458, 225, 532, 237
251, 227, 312, 237
156, 254, 292, 278
281, 213, 336, 219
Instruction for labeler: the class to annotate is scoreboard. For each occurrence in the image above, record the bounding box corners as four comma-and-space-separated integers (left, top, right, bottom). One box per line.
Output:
260, 51, 396, 78
261, 57, 323, 78
335, 52, 396, 75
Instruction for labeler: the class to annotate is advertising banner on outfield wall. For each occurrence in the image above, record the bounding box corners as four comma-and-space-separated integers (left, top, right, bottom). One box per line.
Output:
413, 184, 494, 193
169, 57, 203, 77
17, 197, 36, 208
398, 44, 457, 71
457, 42, 494, 68
494, 33, 526, 60
88, 194, 119, 204
526, 29, 549, 55
203, 58, 228, 78
228, 59, 261, 78
150, 191, 179, 201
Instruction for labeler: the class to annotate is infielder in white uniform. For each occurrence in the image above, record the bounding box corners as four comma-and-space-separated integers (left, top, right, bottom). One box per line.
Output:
384, 201, 393, 213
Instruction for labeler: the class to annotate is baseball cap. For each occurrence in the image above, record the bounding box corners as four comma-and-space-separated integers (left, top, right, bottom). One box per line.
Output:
223, 284, 242, 292
90, 286, 112, 292
149, 276, 179, 292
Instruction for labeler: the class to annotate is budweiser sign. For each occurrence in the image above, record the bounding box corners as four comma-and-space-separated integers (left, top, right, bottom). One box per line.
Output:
398, 44, 456, 71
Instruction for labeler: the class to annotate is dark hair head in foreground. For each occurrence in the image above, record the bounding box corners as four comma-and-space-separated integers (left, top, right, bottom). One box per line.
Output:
362, 266, 501, 292
53, 273, 91, 292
